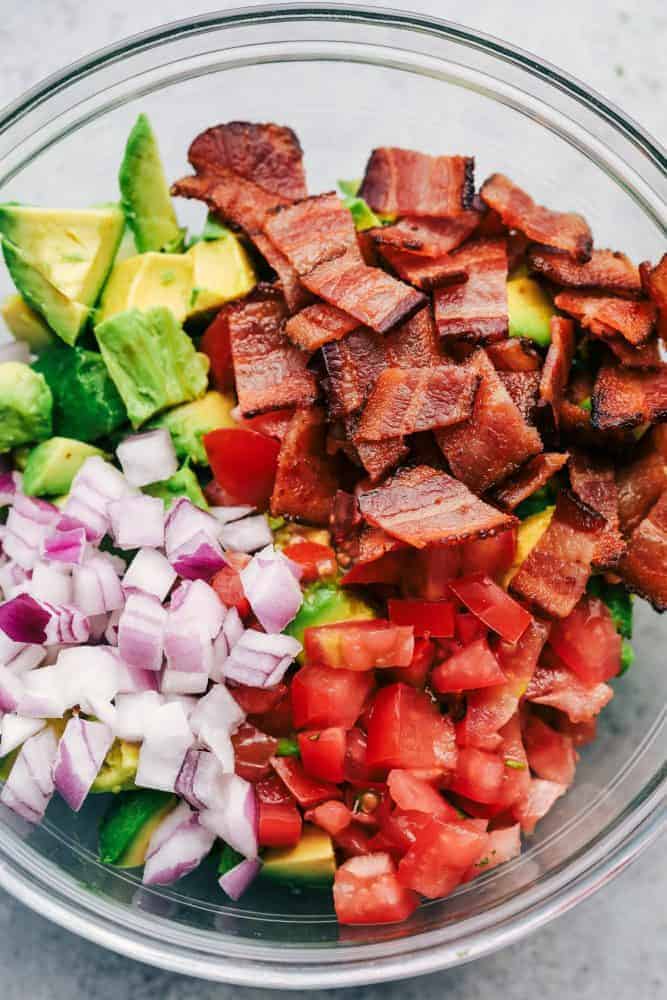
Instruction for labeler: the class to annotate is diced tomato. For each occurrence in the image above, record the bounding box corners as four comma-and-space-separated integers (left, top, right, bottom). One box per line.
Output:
431, 638, 507, 694
403, 544, 461, 600
387, 599, 455, 638
523, 713, 577, 786
204, 427, 281, 508
496, 714, 531, 807
333, 824, 374, 859
200, 308, 234, 391
258, 800, 303, 847
282, 541, 337, 582
211, 565, 251, 618
387, 770, 459, 819
249, 687, 294, 738
468, 824, 521, 877
449, 574, 532, 643
397, 818, 488, 898
384, 637, 435, 688
447, 793, 508, 821
343, 727, 386, 787
366, 683, 458, 772
450, 746, 505, 804
231, 722, 278, 782
305, 800, 352, 837
291, 664, 374, 730
513, 778, 567, 834
549, 595, 621, 684
377, 808, 432, 855
333, 853, 420, 925
229, 683, 287, 716
557, 714, 598, 746
303, 620, 414, 671
256, 773, 293, 805
341, 549, 406, 586
298, 727, 347, 783
526, 651, 613, 724
239, 408, 295, 440
459, 529, 517, 581
454, 612, 487, 645
270, 756, 342, 808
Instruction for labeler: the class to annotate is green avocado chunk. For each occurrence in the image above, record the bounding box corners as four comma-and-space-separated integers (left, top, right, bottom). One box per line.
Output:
94, 306, 209, 428
0, 361, 52, 453
1, 293, 55, 352
90, 739, 140, 794
99, 789, 178, 867
507, 275, 555, 347
144, 463, 209, 509
32, 344, 128, 443
119, 114, 185, 254
22, 437, 104, 496
261, 824, 335, 887
285, 581, 376, 649
149, 390, 235, 465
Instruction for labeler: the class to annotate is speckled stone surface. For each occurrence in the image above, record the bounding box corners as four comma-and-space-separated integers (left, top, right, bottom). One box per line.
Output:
0, 2, 665, 997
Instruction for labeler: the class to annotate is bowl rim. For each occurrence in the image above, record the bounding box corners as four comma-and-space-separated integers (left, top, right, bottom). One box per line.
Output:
0, 2, 665, 988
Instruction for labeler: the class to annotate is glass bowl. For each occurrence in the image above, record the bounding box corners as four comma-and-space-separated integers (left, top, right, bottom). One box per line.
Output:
0, 3, 665, 989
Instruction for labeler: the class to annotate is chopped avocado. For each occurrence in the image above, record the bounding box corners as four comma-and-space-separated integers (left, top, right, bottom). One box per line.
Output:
97, 252, 193, 325
0, 748, 18, 781
144, 463, 208, 509
99, 789, 178, 867
261, 824, 335, 887
11, 445, 31, 471
149, 391, 235, 465
218, 843, 245, 877
275, 737, 300, 758
620, 639, 635, 675
32, 344, 127, 442
90, 739, 140, 794
119, 114, 185, 254
515, 479, 560, 520
502, 506, 555, 588
0, 362, 52, 452
587, 577, 634, 639
507, 276, 555, 347
285, 581, 376, 649
1, 293, 55, 352
95, 307, 209, 428
2, 238, 90, 345
22, 437, 104, 496
185, 237, 256, 318
337, 179, 396, 229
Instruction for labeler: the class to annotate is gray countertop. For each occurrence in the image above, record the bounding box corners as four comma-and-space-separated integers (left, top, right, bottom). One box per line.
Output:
1, 1, 665, 997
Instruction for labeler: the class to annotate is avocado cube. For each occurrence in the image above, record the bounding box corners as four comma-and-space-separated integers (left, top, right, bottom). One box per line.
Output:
285, 581, 376, 650
507, 276, 555, 347
261, 825, 336, 887
97, 252, 193, 325
185, 236, 256, 319
23, 437, 105, 496
144, 463, 209, 509
149, 390, 236, 465
99, 789, 178, 868
0, 361, 52, 453
1, 293, 55, 352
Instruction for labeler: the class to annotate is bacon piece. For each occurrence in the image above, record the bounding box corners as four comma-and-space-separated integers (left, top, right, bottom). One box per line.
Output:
270, 407, 339, 526
250, 232, 312, 313
433, 239, 508, 342
640, 253, 667, 338
480, 174, 592, 263
285, 302, 359, 351
486, 338, 541, 372
359, 148, 474, 218
491, 452, 569, 512
591, 363, 667, 431
187, 121, 307, 199
538, 316, 576, 430
171, 170, 289, 235
302, 250, 427, 335
369, 213, 480, 257
526, 657, 613, 723
378, 246, 469, 291
510, 490, 605, 618
358, 465, 516, 550
321, 328, 388, 418
554, 291, 656, 347
343, 411, 409, 482
356, 365, 479, 441
568, 449, 626, 567
618, 490, 667, 611
436, 350, 543, 494
498, 372, 540, 423
227, 286, 318, 416
604, 336, 664, 369
263, 193, 359, 276
340, 524, 408, 585
617, 431, 667, 536
528, 247, 641, 295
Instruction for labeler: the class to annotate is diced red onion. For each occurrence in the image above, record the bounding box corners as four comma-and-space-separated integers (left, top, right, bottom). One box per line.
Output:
240, 546, 303, 634
169, 532, 226, 581
0, 631, 46, 674
41, 525, 87, 565
0, 665, 24, 713
169, 579, 226, 639
0, 341, 30, 364
143, 801, 216, 886
210, 629, 229, 684
0, 560, 30, 601
53, 646, 120, 716
135, 701, 193, 792
117, 429, 178, 488
112, 691, 164, 741
73, 553, 124, 616
189, 683, 244, 772
122, 548, 176, 602
105, 609, 121, 646
222, 605, 244, 648
4, 496, 60, 570
162, 693, 198, 718
0, 593, 52, 644
0, 714, 46, 757
165, 498, 221, 551
108, 494, 165, 550
88, 612, 110, 642
14, 665, 65, 718
30, 562, 73, 606
200, 774, 258, 859
114, 651, 161, 694
61, 496, 108, 543
118, 592, 167, 671
175, 748, 228, 810
219, 857, 261, 901
219, 514, 272, 554
0, 725, 58, 822
0, 471, 22, 507
223, 630, 301, 688
162, 619, 212, 695
65, 457, 134, 542
53, 716, 114, 812
209, 505, 255, 525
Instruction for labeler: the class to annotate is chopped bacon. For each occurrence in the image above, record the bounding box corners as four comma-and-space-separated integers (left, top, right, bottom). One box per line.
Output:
538, 316, 575, 430
263, 193, 359, 276
604, 335, 664, 369
270, 407, 339, 526
436, 349, 543, 494
486, 338, 542, 372
378, 246, 469, 291
592, 363, 667, 431
527, 247, 642, 295
568, 449, 626, 567
491, 452, 569, 511
616, 431, 667, 536
345, 412, 409, 482
618, 489, 667, 611
554, 291, 656, 347
369, 213, 480, 257
433, 239, 508, 342
171, 170, 289, 235
302, 250, 427, 335
341, 525, 407, 585
330, 490, 362, 547
480, 174, 592, 263
359, 148, 474, 218
227, 285, 318, 416
356, 365, 479, 441
640, 253, 667, 338
250, 233, 312, 313
526, 656, 614, 723
187, 121, 307, 199
285, 302, 359, 351
498, 372, 540, 424
510, 490, 604, 618
358, 465, 516, 550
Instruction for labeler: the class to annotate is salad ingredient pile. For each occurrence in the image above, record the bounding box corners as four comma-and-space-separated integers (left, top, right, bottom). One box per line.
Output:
0, 114, 665, 927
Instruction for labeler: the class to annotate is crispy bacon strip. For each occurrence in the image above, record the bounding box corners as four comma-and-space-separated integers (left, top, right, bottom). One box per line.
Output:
640, 253, 667, 338
346, 413, 409, 483
227, 286, 318, 416
436, 349, 543, 494
555, 291, 656, 347
604, 336, 664, 369
369, 213, 480, 257
538, 316, 576, 430
284, 302, 358, 352
568, 449, 626, 567
480, 173, 592, 263
171, 170, 290, 235
498, 372, 540, 424
592, 363, 667, 431
321, 327, 388, 418
251, 232, 312, 313
302, 249, 427, 335
263, 193, 359, 276
618, 490, 667, 612
340, 525, 407, 586
378, 246, 469, 291
528, 247, 641, 295
270, 407, 339, 526
358, 465, 516, 549
433, 238, 508, 342
486, 338, 541, 372
359, 148, 474, 218
356, 365, 479, 441
617, 430, 667, 536
510, 491, 605, 618
492, 452, 569, 511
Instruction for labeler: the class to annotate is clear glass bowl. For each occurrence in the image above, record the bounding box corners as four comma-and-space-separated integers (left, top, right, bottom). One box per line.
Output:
0, 4, 665, 988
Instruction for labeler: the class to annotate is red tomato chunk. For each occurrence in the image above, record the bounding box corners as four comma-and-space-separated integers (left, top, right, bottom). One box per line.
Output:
271, 756, 342, 808
333, 853, 420, 925
450, 746, 505, 803
304, 620, 414, 671
282, 541, 337, 581
549, 595, 621, 684
431, 638, 507, 693
204, 427, 280, 508
258, 800, 303, 847
366, 683, 458, 772
387, 598, 455, 637
397, 818, 489, 898
298, 727, 347, 783
449, 574, 533, 643
291, 664, 374, 729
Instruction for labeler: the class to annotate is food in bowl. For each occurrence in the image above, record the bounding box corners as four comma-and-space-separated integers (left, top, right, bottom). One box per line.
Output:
0, 115, 665, 925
